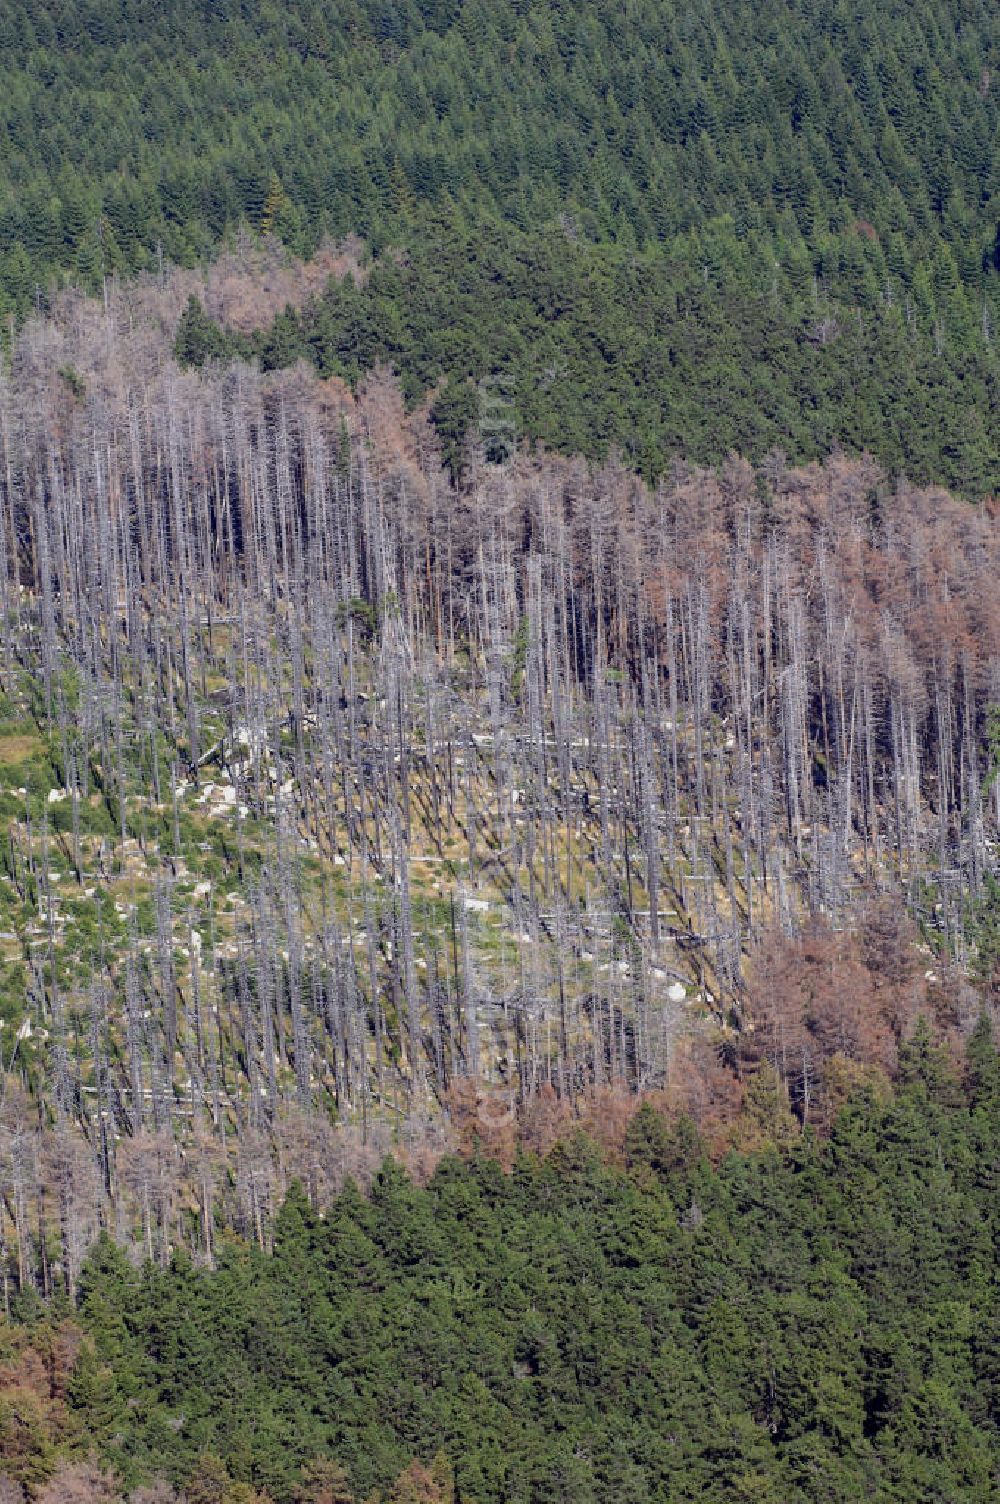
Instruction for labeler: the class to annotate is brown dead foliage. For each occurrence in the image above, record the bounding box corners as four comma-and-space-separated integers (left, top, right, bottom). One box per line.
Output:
743, 898, 975, 1128
202, 237, 367, 334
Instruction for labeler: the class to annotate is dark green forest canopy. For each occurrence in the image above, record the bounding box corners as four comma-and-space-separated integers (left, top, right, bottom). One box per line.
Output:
2, 0, 999, 488
59, 1024, 1000, 1504
175, 220, 1000, 492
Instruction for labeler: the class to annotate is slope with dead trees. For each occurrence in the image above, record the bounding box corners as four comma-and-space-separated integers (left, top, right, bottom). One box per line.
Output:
0, 276, 996, 1282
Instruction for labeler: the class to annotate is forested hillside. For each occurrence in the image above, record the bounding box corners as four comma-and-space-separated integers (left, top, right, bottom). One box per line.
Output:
3, 1033, 1000, 1503
2, 3, 1000, 1500
1, 0, 998, 487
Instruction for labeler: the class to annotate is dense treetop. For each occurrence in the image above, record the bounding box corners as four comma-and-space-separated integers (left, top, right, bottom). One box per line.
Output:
4, 1023, 1000, 1503
1, 0, 998, 487
3, 0, 998, 275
